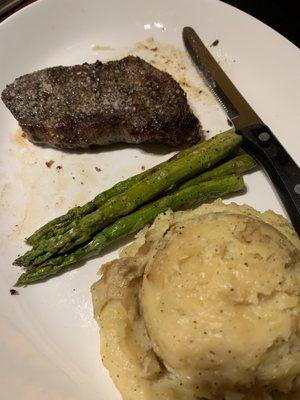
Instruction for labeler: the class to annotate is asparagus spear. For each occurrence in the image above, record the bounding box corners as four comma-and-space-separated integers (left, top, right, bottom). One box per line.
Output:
26, 128, 235, 246
15, 131, 242, 267
28, 152, 255, 245
15, 174, 244, 286
180, 154, 257, 189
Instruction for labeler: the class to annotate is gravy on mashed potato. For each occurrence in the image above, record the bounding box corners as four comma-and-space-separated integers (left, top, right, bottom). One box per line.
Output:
92, 200, 300, 400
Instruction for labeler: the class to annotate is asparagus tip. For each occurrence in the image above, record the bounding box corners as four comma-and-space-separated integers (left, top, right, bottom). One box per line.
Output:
14, 277, 25, 287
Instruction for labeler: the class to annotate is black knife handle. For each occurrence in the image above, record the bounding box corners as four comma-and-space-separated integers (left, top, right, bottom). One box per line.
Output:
238, 124, 300, 235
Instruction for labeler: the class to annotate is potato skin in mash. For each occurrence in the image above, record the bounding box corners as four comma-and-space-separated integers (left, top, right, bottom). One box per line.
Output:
92, 200, 300, 400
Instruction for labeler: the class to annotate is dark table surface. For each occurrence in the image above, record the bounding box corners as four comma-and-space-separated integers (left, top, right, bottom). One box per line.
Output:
223, 0, 299, 48
0, 0, 299, 48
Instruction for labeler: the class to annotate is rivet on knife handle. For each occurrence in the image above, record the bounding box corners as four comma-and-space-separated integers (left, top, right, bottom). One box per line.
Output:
238, 124, 300, 234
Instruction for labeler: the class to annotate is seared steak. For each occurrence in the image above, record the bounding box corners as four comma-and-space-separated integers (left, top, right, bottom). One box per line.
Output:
1, 56, 201, 149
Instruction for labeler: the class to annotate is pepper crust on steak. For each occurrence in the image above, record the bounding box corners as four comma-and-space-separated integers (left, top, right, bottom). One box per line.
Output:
1, 56, 201, 149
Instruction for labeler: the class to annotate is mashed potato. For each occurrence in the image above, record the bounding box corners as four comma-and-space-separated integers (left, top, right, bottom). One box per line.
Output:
92, 200, 300, 400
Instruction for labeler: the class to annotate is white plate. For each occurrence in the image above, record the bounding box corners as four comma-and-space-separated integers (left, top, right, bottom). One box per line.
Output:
0, 1, 299, 399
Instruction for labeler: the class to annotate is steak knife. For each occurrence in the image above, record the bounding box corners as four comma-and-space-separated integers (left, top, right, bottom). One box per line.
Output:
183, 26, 300, 235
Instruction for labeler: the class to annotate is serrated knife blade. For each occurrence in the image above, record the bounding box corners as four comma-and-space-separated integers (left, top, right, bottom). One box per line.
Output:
183, 26, 262, 129
183, 26, 300, 234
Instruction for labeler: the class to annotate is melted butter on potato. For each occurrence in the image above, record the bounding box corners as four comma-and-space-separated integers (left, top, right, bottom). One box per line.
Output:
92, 200, 300, 400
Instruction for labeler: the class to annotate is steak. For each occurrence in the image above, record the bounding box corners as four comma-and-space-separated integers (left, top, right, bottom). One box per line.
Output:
1, 56, 201, 149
